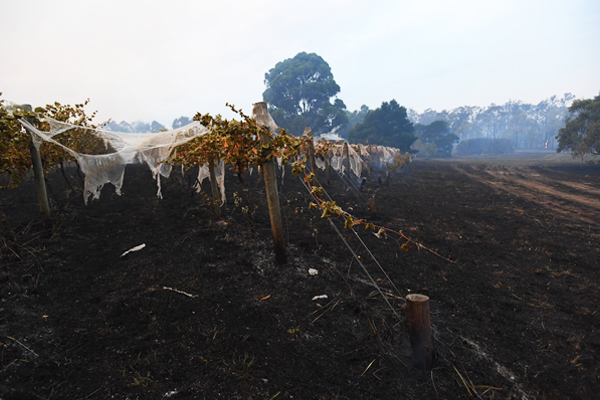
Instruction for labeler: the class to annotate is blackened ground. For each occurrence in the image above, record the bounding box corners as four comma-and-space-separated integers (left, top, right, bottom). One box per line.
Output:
1, 152, 599, 399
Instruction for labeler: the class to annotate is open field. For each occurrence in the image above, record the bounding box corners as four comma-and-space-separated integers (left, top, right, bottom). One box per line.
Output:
1, 152, 599, 399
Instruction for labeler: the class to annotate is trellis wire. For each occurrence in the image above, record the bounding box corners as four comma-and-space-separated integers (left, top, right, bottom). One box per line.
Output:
306, 163, 405, 300
298, 172, 402, 321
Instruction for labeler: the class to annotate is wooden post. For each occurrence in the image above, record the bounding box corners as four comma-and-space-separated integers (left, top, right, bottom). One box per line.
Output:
23, 105, 51, 231
368, 145, 373, 174
325, 153, 331, 185
304, 128, 317, 175
208, 158, 221, 218
368, 198, 377, 219
372, 145, 380, 169
252, 102, 286, 265
406, 294, 433, 370
343, 141, 351, 180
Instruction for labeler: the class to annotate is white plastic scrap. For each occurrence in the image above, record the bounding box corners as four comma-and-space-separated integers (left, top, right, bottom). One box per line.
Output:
120, 243, 146, 257
308, 268, 319, 276
312, 294, 328, 301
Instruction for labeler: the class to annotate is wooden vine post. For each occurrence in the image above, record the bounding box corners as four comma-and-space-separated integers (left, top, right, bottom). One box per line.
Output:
304, 128, 318, 175
343, 141, 351, 180
406, 294, 433, 370
252, 102, 286, 265
208, 158, 221, 218
325, 153, 331, 185
23, 104, 51, 231
368, 198, 377, 219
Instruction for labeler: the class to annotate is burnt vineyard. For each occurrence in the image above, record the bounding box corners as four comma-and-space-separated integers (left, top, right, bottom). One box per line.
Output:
1, 153, 599, 399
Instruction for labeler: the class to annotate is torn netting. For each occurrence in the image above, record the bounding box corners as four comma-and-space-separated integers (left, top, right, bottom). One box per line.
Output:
193, 160, 226, 205
19, 118, 210, 203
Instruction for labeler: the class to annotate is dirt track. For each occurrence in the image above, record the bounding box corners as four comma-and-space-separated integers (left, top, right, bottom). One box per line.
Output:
452, 162, 600, 227
1, 152, 599, 399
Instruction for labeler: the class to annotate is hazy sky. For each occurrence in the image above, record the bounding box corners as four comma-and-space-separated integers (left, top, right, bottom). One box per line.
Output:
1, 0, 599, 128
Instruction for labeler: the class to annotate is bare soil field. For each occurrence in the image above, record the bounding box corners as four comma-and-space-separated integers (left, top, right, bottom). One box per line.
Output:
1, 151, 599, 399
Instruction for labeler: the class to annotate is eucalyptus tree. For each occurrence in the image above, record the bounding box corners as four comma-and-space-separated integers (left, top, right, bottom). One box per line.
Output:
263, 52, 348, 136
348, 100, 416, 152
557, 93, 600, 161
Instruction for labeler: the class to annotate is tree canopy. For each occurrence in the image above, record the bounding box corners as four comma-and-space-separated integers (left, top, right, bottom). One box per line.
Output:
263, 52, 348, 136
337, 105, 370, 138
172, 116, 191, 129
557, 93, 600, 160
413, 120, 459, 158
348, 100, 416, 152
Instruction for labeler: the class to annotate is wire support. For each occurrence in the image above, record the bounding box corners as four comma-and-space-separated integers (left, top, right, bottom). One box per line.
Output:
326, 218, 402, 320
348, 227, 405, 300
306, 162, 364, 205
306, 160, 455, 265
331, 165, 369, 203
304, 164, 404, 300
298, 175, 402, 321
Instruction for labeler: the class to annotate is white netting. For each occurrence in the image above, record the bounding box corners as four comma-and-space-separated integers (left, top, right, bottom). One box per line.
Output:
380, 146, 397, 163
19, 114, 407, 204
315, 156, 326, 170
193, 160, 226, 205
252, 103, 279, 133
355, 144, 370, 157
330, 146, 344, 172
276, 156, 286, 184
19, 118, 210, 204
362, 145, 402, 168
346, 143, 363, 177
77, 153, 127, 202
326, 142, 363, 177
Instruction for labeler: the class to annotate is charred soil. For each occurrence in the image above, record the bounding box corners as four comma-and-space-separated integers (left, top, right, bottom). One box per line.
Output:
1, 154, 599, 399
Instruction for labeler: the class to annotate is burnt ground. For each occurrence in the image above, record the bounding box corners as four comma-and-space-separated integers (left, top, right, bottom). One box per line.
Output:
0, 152, 599, 399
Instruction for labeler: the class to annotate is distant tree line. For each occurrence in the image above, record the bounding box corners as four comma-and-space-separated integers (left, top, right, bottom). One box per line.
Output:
105, 120, 167, 133
407, 94, 574, 150
104, 116, 194, 133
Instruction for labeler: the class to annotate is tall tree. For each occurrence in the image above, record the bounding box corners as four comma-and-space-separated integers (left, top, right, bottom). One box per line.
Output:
557, 93, 600, 160
150, 121, 166, 133
263, 52, 348, 136
414, 120, 459, 157
348, 100, 416, 152
173, 116, 191, 129
337, 105, 370, 138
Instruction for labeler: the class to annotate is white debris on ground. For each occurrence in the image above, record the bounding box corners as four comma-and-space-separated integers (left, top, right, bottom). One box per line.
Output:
308, 268, 319, 276
120, 243, 146, 257
312, 294, 328, 301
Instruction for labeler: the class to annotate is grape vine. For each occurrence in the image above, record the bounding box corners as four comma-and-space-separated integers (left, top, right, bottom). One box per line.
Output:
0, 94, 112, 189
167, 105, 450, 262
